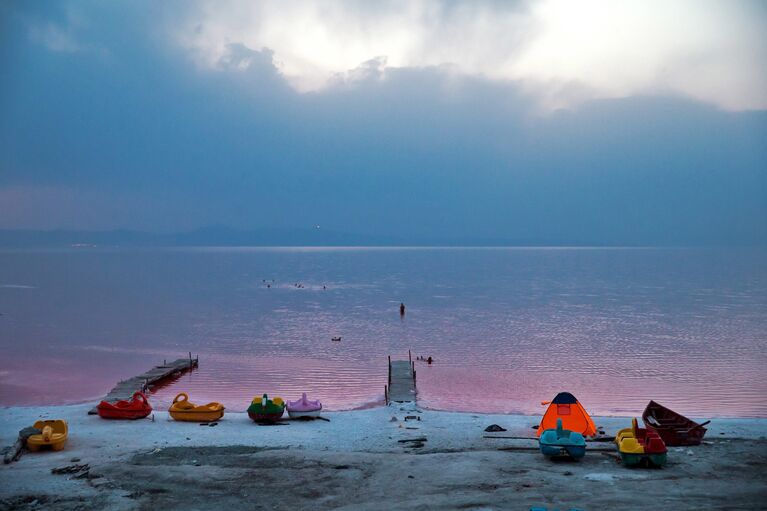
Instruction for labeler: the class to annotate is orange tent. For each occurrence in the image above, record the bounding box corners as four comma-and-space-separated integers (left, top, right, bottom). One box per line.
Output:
538, 392, 596, 437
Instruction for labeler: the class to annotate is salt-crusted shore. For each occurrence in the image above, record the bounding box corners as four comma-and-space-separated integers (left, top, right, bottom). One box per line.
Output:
1, 403, 765, 510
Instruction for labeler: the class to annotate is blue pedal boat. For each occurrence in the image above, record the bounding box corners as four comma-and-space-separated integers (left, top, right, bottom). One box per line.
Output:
539, 418, 586, 459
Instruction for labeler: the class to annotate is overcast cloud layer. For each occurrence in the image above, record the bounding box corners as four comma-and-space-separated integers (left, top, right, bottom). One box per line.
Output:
1, 0, 765, 245
178, 0, 767, 110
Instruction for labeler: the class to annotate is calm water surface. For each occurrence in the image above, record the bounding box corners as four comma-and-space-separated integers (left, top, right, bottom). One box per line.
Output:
1, 247, 765, 418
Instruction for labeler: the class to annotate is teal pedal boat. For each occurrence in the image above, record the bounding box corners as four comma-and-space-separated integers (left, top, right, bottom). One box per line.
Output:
539, 418, 586, 459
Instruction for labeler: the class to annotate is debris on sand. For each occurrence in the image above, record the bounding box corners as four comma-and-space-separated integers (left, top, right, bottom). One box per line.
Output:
51, 464, 90, 475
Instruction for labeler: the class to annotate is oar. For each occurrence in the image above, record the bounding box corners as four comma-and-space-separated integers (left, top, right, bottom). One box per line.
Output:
687, 420, 711, 431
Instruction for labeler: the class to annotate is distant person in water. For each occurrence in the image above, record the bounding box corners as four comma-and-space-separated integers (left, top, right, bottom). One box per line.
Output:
400, 303, 406, 317
427, 356, 433, 365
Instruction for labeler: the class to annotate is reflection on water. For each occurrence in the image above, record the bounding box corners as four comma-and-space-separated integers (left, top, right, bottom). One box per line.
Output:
0, 247, 765, 417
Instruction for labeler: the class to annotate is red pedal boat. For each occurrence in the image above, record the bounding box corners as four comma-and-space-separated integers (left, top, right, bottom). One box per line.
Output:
642, 400, 710, 446
97, 391, 153, 420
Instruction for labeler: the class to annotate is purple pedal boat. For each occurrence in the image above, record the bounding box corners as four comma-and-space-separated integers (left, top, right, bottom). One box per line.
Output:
286, 393, 323, 419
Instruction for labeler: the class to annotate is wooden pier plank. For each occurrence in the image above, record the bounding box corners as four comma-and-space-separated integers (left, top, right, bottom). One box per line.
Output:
88, 357, 198, 414
387, 359, 417, 403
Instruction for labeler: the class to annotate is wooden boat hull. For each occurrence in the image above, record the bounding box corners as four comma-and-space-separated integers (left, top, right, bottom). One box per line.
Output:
645, 426, 706, 446
642, 400, 708, 446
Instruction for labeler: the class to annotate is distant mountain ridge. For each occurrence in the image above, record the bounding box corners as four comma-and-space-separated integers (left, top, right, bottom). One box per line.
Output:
0, 227, 619, 248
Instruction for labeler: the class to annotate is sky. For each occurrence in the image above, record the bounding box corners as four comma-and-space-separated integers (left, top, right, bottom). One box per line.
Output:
1, 0, 766, 245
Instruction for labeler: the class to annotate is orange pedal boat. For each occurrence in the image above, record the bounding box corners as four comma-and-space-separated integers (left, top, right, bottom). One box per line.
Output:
168, 392, 225, 422
27, 420, 68, 452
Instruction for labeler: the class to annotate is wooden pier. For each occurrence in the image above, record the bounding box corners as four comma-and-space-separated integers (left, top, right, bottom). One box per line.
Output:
385, 351, 417, 404
88, 355, 198, 414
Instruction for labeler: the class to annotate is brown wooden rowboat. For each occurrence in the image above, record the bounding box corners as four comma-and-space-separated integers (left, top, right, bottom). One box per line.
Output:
642, 400, 710, 446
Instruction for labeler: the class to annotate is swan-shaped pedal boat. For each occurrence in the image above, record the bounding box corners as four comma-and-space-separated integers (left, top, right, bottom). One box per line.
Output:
168, 392, 225, 422
616, 417, 668, 467
539, 418, 586, 459
247, 394, 285, 422
97, 391, 153, 420
27, 420, 68, 452
286, 393, 322, 419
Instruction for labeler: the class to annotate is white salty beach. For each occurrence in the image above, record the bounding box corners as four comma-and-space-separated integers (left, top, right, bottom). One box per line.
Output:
1, 403, 765, 510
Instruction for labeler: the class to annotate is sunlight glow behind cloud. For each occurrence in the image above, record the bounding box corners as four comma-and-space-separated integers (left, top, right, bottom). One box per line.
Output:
175, 0, 767, 111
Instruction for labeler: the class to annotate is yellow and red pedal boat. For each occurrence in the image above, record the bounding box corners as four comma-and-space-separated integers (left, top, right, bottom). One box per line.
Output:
168, 392, 225, 422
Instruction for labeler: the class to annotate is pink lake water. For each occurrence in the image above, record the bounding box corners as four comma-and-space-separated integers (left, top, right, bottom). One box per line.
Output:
1, 247, 765, 418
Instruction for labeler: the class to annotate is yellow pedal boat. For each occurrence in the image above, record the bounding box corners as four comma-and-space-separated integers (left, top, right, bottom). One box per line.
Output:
27, 420, 68, 452
168, 392, 225, 422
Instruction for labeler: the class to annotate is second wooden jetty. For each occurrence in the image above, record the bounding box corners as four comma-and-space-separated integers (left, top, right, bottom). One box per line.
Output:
88, 355, 198, 414
385, 351, 417, 404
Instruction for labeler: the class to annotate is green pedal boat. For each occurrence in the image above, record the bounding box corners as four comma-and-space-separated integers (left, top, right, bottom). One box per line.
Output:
247, 394, 285, 422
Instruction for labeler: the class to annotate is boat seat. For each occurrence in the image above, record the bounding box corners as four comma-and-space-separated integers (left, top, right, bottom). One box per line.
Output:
655, 418, 686, 425
619, 437, 644, 454
645, 436, 666, 453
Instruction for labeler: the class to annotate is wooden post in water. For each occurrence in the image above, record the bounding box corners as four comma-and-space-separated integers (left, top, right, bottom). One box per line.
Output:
384, 385, 388, 405
408, 350, 412, 363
